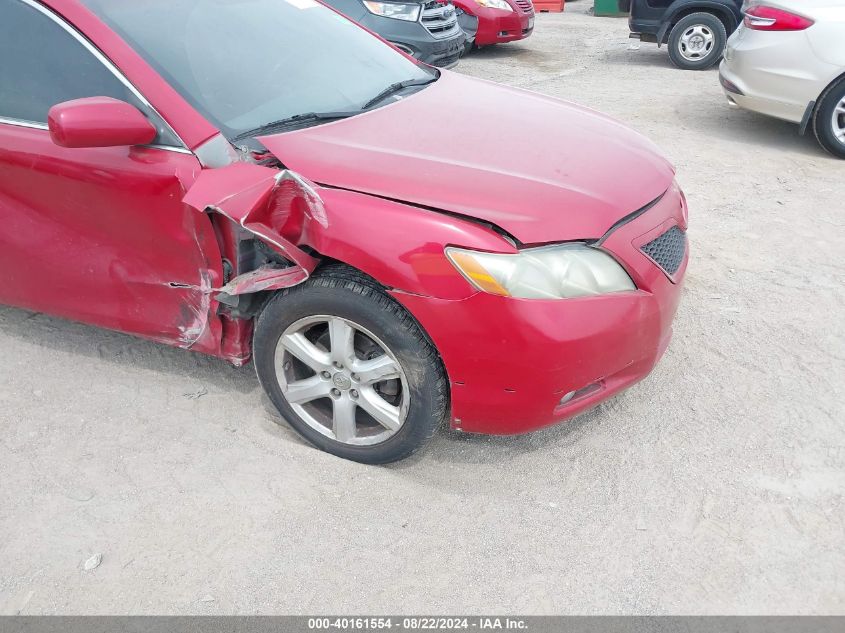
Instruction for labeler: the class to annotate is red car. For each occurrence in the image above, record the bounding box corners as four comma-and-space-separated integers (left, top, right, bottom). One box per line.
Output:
0, 0, 687, 463
453, 0, 535, 47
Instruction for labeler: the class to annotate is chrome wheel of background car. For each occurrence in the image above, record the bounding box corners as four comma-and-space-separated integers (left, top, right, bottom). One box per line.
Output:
833, 96, 845, 145
678, 25, 715, 62
813, 80, 845, 159
274, 315, 410, 446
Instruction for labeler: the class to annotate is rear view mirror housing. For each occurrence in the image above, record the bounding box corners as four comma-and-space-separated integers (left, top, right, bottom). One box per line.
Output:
48, 97, 157, 149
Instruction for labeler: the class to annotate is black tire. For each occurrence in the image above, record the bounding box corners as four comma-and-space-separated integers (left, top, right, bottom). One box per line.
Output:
667, 12, 727, 71
813, 78, 845, 159
253, 264, 448, 464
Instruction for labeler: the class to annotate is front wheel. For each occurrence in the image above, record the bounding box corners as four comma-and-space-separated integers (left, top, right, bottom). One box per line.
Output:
813, 79, 845, 159
667, 13, 727, 71
253, 265, 448, 464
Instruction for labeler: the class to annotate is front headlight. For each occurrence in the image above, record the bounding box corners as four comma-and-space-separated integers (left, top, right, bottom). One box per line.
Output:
363, 1, 422, 21
476, 0, 514, 11
446, 244, 636, 299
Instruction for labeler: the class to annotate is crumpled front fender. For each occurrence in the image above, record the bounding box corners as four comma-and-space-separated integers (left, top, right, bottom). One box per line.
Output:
183, 163, 514, 302
298, 186, 515, 300
183, 163, 323, 296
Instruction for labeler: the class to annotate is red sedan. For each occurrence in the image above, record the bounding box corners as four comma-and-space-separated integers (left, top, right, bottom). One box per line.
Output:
0, 0, 687, 463
453, 0, 535, 47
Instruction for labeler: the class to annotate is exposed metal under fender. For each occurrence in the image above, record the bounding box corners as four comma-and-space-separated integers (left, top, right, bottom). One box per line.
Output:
219, 264, 309, 297
183, 164, 325, 302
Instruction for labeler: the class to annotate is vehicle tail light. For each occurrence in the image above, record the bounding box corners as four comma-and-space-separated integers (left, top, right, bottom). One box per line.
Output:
743, 5, 814, 31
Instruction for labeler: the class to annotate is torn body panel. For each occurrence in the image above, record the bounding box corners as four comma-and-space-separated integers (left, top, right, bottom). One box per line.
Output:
182, 163, 329, 363
183, 163, 322, 274
186, 160, 517, 300
218, 265, 309, 297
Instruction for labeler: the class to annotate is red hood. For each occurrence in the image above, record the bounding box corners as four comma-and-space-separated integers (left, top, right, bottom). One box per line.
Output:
259, 72, 674, 244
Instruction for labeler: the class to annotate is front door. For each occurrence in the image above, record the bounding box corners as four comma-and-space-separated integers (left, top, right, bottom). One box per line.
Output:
0, 0, 224, 351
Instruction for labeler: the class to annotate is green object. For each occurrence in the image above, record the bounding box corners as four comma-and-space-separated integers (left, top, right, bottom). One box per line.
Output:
594, 0, 628, 17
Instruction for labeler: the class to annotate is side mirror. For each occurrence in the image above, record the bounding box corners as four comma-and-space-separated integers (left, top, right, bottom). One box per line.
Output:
48, 97, 157, 148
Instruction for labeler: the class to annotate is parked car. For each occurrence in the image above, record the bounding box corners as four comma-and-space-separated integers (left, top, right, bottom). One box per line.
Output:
321, 0, 467, 68
0, 0, 688, 463
720, 0, 845, 158
451, 0, 534, 48
624, 0, 743, 70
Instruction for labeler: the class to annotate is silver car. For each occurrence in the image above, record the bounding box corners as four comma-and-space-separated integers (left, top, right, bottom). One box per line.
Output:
719, 0, 845, 157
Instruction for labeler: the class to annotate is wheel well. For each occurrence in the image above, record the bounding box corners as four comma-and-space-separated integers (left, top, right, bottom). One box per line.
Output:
263, 257, 448, 368
666, 7, 733, 42
295, 259, 453, 414
814, 70, 845, 110
309, 258, 443, 345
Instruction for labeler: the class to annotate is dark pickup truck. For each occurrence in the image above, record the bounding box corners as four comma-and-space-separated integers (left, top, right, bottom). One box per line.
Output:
623, 0, 744, 70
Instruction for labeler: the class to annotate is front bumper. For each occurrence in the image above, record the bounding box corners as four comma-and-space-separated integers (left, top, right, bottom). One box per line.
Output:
392, 34, 466, 68
474, 7, 534, 46
719, 26, 834, 125
393, 37, 465, 68
392, 185, 688, 435
358, 14, 467, 68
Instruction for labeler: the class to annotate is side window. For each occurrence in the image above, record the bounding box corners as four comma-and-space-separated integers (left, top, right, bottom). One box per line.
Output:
0, 0, 179, 145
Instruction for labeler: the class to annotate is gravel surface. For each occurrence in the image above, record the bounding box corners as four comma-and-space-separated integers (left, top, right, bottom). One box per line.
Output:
1, 2, 843, 615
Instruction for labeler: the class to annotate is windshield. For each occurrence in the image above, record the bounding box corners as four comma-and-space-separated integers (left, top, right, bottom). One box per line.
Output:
81, 0, 435, 140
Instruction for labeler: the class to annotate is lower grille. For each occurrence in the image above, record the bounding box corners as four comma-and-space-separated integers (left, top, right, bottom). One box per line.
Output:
641, 226, 686, 275
431, 51, 461, 67
514, 0, 534, 13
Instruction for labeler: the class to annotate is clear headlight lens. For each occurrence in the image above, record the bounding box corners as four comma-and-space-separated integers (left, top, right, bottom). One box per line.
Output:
363, 1, 422, 21
446, 244, 636, 299
476, 0, 514, 11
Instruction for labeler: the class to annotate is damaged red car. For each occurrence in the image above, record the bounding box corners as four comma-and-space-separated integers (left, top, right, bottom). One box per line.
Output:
0, 0, 688, 463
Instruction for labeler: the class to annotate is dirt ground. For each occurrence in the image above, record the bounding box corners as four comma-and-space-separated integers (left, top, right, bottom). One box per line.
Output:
1, 2, 844, 616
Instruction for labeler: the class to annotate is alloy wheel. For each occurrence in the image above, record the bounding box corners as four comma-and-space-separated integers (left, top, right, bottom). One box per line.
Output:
274, 315, 409, 446
833, 96, 845, 145
678, 25, 715, 62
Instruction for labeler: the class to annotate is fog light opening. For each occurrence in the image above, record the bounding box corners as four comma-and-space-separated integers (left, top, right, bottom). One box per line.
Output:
558, 390, 577, 406
557, 381, 605, 408
391, 42, 416, 57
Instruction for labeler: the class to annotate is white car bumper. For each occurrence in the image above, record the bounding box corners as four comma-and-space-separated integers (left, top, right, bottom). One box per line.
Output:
719, 25, 837, 125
